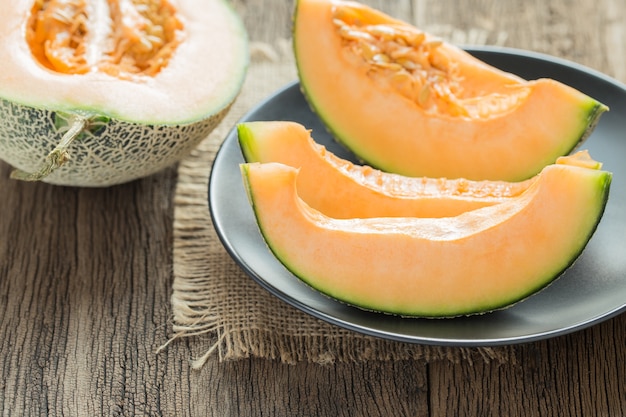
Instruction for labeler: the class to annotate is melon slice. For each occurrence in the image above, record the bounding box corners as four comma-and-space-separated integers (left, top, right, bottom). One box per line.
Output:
0, 0, 248, 186
238, 120, 535, 218
240, 156, 612, 317
293, 0, 607, 181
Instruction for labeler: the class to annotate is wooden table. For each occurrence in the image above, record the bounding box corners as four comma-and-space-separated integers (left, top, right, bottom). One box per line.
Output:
1, 1, 625, 416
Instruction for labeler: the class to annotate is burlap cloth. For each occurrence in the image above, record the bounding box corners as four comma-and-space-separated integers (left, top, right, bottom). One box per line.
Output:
166, 37, 517, 368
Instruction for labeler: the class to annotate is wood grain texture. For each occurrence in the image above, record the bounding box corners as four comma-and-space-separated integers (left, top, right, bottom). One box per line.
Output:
0, 162, 178, 416
1, 0, 625, 416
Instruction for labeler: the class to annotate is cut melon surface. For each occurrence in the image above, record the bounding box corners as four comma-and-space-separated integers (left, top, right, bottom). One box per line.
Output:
1, 0, 248, 123
240, 157, 611, 317
238, 120, 535, 218
293, 0, 608, 181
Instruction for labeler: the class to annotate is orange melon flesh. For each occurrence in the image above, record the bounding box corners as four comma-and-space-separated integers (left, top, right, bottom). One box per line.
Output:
293, 0, 608, 181
240, 158, 611, 317
238, 120, 535, 218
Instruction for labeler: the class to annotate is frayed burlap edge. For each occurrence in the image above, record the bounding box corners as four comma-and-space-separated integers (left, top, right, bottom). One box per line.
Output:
163, 38, 518, 368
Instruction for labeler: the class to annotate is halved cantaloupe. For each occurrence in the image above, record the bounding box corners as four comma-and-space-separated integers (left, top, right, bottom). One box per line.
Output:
0, 0, 248, 186
293, 0, 607, 181
240, 156, 611, 317
238, 120, 534, 218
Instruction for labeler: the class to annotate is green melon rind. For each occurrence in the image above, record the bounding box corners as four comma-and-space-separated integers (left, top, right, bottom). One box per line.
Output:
238, 123, 261, 163
241, 164, 612, 318
573, 101, 610, 150
0, 97, 230, 187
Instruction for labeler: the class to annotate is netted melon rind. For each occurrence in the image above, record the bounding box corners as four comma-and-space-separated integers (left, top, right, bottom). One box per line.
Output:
0, 97, 229, 187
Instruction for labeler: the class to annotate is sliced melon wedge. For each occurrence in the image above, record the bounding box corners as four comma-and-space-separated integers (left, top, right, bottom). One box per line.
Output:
293, 0, 607, 181
238, 120, 534, 218
240, 156, 612, 317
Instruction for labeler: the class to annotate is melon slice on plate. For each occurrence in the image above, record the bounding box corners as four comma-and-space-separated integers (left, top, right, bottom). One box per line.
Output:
293, 0, 607, 181
0, 0, 248, 186
240, 154, 611, 317
238, 120, 534, 218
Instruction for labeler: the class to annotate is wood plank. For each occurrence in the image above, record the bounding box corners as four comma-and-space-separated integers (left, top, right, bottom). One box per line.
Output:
175, 357, 429, 417
429, 317, 626, 417
0, 162, 179, 415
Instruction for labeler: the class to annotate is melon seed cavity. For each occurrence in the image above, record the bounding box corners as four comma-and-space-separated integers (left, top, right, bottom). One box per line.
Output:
332, 4, 529, 118
27, 0, 184, 80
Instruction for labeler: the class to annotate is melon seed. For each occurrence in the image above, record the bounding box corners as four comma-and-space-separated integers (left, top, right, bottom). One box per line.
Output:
339, 26, 374, 42
418, 83, 431, 106
358, 41, 381, 60
397, 58, 418, 71
367, 24, 397, 41
372, 53, 391, 64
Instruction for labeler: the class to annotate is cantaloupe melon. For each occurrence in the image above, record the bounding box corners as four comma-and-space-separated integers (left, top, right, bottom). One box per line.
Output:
238, 120, 535, 218
240, 155, 611, 317
0, 0, 248, 186
293, 0, 607, 181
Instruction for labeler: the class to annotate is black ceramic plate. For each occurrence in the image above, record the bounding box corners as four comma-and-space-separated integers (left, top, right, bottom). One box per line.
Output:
209, 46, 626, 346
